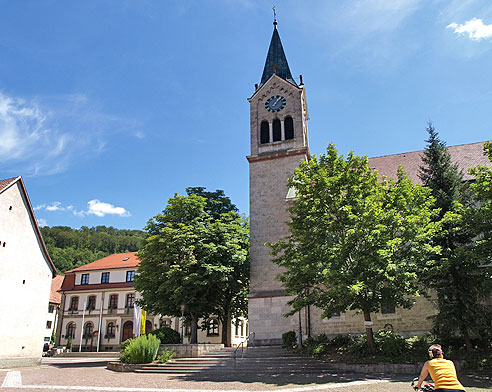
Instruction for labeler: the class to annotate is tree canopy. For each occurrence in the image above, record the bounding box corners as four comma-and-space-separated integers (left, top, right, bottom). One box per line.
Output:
135, 189, 249, 345
270, 143, 437, 349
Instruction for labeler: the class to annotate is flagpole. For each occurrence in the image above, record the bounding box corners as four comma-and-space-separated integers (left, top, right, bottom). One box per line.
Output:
97, 292, 104, 352
79, 299, 86, 352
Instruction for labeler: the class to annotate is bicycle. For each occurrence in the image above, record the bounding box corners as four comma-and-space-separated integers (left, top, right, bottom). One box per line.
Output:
411, 377, 434, 391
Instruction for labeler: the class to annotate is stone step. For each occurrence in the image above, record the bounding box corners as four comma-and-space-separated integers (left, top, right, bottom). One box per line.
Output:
134, 345, 335, 375
135, 366, 337, 374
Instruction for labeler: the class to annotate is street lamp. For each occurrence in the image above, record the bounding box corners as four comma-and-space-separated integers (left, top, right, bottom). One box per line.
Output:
180, 304, 185, 344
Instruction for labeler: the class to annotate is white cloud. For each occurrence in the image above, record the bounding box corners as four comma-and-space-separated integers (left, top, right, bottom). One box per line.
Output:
0, 92, 140, 177
35, 201, 72, 212
447, 18, 492, 41
37, 218, 47, 227
35, 199, 130, 218
46, 201, 64, 211
87, 200, 131, 217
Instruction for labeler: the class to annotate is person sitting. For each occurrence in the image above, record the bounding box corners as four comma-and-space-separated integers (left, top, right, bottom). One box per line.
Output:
415, 344, 465, 391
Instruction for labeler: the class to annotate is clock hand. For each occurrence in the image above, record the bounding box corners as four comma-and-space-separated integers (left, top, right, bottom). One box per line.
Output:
273, 97, 282, 106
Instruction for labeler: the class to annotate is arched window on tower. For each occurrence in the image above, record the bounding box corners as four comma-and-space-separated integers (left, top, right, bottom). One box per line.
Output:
260, 121, 269, 144
285, 116, 294, 140
273, 119, 281, 142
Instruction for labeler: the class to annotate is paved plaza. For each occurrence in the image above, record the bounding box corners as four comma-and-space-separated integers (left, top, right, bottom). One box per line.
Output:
1, 356, 491, 392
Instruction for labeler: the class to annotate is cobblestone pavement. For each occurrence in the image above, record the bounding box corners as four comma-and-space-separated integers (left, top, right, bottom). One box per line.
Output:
1, 357, 491, 392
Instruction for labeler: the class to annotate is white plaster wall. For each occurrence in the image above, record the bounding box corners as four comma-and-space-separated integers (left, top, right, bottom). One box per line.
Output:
0, 182, 53, 366
45, 304, 58, 341
74, 269, 133, 285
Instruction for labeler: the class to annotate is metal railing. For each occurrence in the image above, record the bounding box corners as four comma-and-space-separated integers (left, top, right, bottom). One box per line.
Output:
233, 332, 255, 368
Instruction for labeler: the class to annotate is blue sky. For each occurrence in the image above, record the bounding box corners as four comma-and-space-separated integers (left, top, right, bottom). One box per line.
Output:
1, 0, 491, 230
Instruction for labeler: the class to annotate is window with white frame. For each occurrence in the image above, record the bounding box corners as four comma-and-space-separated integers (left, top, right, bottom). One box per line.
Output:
69, 296, 79, 311
101, 272, 110, 284
81, 274, 89, 285
126, 270, 135, 282
207, 319, 219, 336
66, 322, 76, 338
125, 293, 135, 308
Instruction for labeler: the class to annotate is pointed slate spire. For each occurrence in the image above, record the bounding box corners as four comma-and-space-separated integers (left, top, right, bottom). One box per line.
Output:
259, 21, 297, 88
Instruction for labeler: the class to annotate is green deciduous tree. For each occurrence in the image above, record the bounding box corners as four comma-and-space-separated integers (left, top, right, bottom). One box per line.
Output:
270, 143, 437, 350
418, 126, 492, 351
135, 190, 249, 345
41, 225, 144, 272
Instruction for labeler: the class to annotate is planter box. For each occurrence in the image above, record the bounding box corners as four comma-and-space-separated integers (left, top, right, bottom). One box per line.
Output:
107, 362, 144, 372
159, 343, 224, 358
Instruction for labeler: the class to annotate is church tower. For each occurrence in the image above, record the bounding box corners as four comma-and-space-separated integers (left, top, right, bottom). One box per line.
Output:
247, 20, 310, 345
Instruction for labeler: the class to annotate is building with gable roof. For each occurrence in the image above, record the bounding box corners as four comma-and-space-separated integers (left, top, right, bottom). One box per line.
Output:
57, 252, 248, 351
0, 176, 57, 367
44, 274, 64, 351
247, 21, 492, 345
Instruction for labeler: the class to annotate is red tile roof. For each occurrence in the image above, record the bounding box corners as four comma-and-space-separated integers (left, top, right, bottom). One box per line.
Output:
66, 252, 140, 273
0, 177, 19, 192
60, 274, 76, 292
50, 275, 64, 304
369, 141, 491, 185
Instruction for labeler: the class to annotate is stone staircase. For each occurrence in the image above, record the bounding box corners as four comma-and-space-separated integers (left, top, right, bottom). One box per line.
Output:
135, 346, 336, 375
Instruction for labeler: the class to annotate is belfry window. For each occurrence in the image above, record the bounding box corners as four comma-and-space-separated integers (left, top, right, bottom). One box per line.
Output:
285, 116, 294, 140
260, 121, 269, 144
273, 119, 281, 142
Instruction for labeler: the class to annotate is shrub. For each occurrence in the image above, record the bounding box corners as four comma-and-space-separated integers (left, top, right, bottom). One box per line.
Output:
375, 330, 407, 358
282, 331, 297, 349
330, 334, 355, 349
158, 349, 176, 363
347, 330, 407, 359
149, 326, 181, 344
306, 343, 327, 356
406, 334, 435, 360
120, 334, 160, 364
120, 338, 132, 353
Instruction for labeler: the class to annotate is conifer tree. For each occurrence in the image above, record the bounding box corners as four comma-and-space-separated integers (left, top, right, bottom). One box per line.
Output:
418, 123, 492, 351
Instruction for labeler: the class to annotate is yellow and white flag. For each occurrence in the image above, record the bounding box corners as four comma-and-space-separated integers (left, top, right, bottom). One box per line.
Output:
140, 309, 147, 335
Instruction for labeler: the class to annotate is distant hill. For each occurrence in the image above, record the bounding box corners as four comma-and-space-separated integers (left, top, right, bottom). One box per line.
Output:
40, 226, 145, 273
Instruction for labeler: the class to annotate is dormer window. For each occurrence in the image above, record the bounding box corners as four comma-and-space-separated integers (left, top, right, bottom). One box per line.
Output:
101, 272, 110, 284
81, 274, 89, 285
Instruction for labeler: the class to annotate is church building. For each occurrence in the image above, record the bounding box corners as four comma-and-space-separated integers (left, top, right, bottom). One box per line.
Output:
247, 21, 491, 346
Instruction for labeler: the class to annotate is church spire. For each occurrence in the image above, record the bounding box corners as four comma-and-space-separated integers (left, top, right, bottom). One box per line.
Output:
259, 17, 297, 88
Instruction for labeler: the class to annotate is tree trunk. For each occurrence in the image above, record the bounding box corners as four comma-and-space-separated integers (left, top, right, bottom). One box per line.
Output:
221, 303, 232, 347
190, 313, 198, 344
363, 310, 375, 352
221, 315, 227, 346
462, 328, 473, 352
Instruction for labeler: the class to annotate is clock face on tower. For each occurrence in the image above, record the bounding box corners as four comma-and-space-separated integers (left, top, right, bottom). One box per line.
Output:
265, 95, 287, 113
